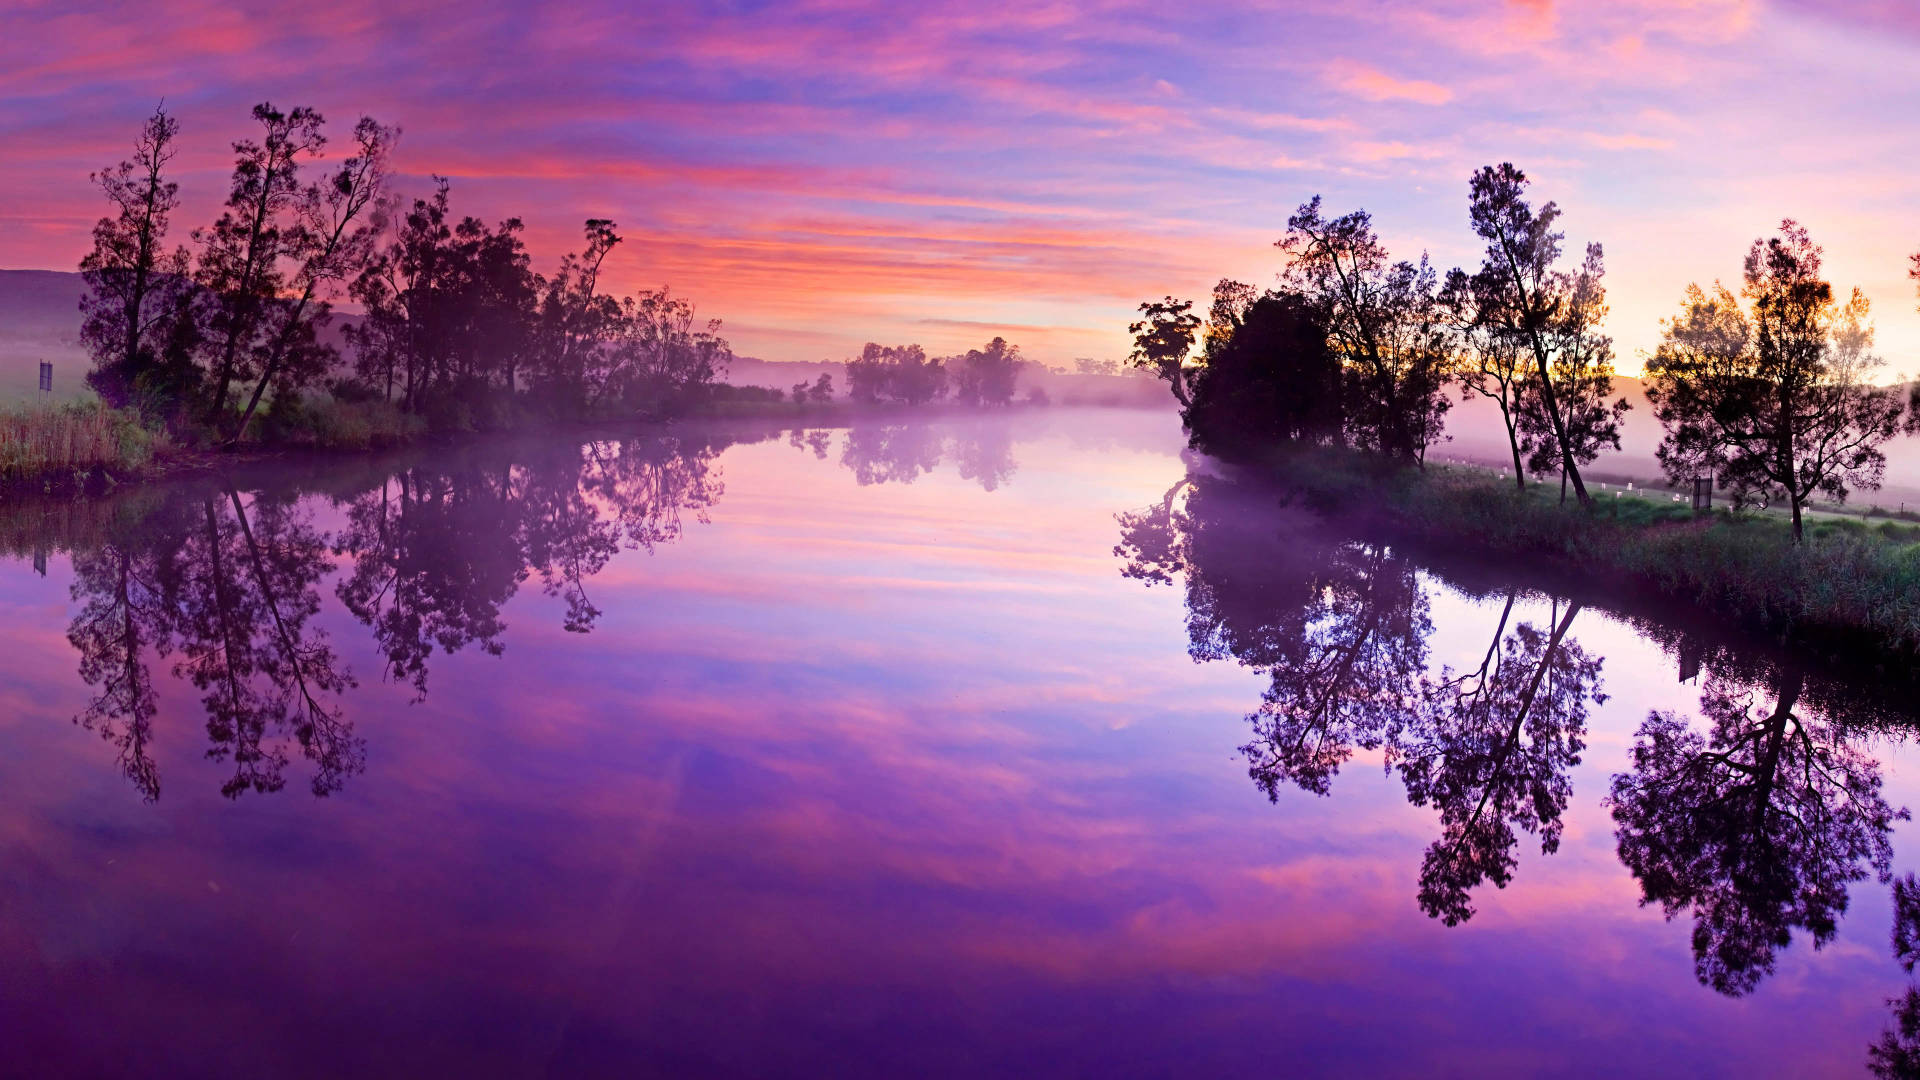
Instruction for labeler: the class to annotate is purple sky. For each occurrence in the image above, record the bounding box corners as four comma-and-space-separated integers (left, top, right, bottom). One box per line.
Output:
5, 0, 1920, 370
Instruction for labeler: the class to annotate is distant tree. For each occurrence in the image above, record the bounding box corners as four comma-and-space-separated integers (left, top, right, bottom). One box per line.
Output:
1073, 357, 1120, 376
1279, 197, 1453, 463
954, 336, 1021, 406
844, 343, 948, 405
789, 372, 835, 404
1128, 296, 1200, 407
196, 103, 328, 423
601, 288, 732, 409
1645, 222, 1905, 541
1464, 163, 1624, 508
1184, 286, 1340, 453
1514, 242, 1629, 502
79, 103, 196, 410
229, 116, 395, 443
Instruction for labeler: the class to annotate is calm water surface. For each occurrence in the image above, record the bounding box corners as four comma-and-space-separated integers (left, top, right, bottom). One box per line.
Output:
3, 407, 1918, 1077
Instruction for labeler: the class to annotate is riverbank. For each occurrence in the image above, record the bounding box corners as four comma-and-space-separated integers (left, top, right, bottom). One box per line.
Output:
1251, 443, 1920, 661
0, 392, 1115, 500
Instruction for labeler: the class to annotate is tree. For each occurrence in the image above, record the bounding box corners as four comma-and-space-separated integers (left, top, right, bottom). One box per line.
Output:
1464, 163, 1621, 508
600, 288, 732, 410
229, 116, 396, 443
1514, 242, 1629, 502
196, 103, 328, 423
1645, 221, 1905, 541
1128, 297, 1200, 408
536, 219, 624, 414
1442, 267, 1531, 489
1279, 196, 1453, 463
79, 103, 194, 410
844, 343, 948, 405
953, 336, 1021, 406
1184, 285, 1340, 453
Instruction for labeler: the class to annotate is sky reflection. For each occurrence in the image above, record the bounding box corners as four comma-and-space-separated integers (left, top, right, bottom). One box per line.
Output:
2, 409, 1919, 1076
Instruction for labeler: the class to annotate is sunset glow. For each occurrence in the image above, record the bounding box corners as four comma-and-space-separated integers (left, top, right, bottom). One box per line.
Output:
8, 1, 1920, 369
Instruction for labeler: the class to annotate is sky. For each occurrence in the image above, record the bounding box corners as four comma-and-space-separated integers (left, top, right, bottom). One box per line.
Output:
4, 0, 1920, 372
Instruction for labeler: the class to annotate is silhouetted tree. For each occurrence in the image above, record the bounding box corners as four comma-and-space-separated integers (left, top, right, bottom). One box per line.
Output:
1464, 163, 1621, 507
348, 178, 540, 419
79, 103, 196, 410
1279, 197, 1452, 463
1128, 297, 1200, 408
536, 219, 624, 414
1646, 222, 1905, 541
1441, 267, 1531, 489
1514, 242, 1628, 502
196, 103, 327, 423
581, 288, 733, 412
1608, 666, 1904, 995
229, 116, 395, 443
1184, 285, 1340, 454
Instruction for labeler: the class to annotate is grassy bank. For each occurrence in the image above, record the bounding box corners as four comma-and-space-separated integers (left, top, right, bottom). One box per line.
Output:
1261, 444, 1920, 657
0, 402, 166, 485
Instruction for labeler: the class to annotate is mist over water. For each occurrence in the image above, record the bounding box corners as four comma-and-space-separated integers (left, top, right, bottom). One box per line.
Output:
3, 407, 1919, 1077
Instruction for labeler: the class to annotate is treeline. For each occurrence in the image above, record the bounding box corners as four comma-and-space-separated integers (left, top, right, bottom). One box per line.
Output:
77, 103, 734, 446
1134, 162, 1920, 540
842, 336, 1038, 406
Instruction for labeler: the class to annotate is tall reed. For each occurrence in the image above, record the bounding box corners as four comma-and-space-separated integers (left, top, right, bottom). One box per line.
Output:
0, 402, 164, 481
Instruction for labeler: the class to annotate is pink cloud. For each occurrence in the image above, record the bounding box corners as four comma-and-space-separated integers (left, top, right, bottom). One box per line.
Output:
1326, 59, 1455, 105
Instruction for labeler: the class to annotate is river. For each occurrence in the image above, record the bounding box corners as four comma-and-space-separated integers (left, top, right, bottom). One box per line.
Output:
2, 406, 1916, 1077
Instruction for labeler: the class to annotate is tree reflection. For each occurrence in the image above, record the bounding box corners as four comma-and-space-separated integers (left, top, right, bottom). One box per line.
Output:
841, 422, 945, 486
836, 419, 1019, 491
1871, 873, 1920, 1078
1117, 474, 1603, 923
336, 434, 723, 694
55, 429, 729, 799
67, 487, 359, 799
1402, 596, 1602, 924
67, 530, 178, 801
1608, 666, 1905, 995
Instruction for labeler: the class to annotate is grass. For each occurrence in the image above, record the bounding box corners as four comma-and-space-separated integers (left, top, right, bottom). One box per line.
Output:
0, 402, 166, 484
1265, 444, 1920, 657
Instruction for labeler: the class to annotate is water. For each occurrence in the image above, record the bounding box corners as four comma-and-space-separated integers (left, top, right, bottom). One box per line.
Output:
2, 407, 1917, 1077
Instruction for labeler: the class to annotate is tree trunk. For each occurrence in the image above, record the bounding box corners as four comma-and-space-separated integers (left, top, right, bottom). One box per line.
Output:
1529, 346, 1591, 508
1500, 404, 1525, 491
